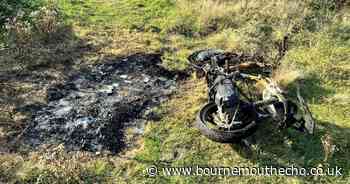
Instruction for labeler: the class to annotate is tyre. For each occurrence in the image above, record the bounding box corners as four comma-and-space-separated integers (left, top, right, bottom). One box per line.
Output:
195, 102, 258, 143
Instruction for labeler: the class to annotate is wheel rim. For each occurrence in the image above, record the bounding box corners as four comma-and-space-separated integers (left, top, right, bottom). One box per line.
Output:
200, 103, 256, 131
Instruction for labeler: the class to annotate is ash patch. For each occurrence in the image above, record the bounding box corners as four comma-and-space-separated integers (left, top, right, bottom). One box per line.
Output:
22, 53, 187, 153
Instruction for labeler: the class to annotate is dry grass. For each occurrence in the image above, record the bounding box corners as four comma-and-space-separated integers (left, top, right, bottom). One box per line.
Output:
196, 0, 239, 31
205, 29, 241, 51
170, 0, 240, 36
1, 0, 350, 183
0, 145, 116, 183
273, 64, 304, 89
328, 93, 350, 106
93, 28, 162, 56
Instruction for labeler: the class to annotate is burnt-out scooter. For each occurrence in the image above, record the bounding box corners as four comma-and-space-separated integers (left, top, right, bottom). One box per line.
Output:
188, 49, 315, 142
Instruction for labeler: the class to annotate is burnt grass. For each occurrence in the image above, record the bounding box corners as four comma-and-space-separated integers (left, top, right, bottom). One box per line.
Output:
18, 53, 189, 154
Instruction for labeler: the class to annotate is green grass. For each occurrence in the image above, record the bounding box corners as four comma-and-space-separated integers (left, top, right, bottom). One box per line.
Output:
113, 78, 350, 183
58, 0, 175, 29
0, 0, 349, 183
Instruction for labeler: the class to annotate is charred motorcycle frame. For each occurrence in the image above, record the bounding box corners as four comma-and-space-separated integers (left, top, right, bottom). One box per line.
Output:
188, 49, 315, 143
